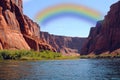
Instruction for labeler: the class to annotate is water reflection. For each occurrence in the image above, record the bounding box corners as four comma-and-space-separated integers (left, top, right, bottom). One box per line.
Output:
0, 61, 33, 80
0, 59, 120, 80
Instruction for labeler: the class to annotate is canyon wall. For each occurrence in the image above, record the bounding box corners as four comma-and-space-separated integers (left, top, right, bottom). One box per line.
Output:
40, 32, 86, 56
1, 0, 119, 56
81, 1, 120, 55
0, 0, 55, 51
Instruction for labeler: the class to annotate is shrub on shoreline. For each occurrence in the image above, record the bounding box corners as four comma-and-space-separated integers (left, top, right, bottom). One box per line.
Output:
0, 50, 62, 60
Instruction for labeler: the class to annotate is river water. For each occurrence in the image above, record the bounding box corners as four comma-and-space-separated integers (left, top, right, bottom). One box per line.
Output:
0, 59, 120, 80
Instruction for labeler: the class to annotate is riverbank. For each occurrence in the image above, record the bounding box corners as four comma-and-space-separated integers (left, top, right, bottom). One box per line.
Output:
0, 50, 60, 60
0, 50, 80, 60
0, 50, 120, 60
80, 52, 120, 59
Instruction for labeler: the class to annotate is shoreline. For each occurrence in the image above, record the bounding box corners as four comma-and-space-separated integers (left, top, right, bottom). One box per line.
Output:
0, 50, 120, 61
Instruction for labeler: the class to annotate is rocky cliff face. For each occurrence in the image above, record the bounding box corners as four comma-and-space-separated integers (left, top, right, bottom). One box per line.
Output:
2, 0, 119, 55
81, 1, 120, 55
0, 0, 55, 51
40, 32, 86, 56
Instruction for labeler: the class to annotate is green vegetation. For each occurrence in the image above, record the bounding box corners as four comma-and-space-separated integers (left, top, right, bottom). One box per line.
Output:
0, 50, 80, 60
0, 50, 62, 60
1, 50, 119, 60
80, 53, 120, 59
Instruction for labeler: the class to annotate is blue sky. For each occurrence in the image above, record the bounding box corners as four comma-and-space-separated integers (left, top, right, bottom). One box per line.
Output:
23, 0, 118, 37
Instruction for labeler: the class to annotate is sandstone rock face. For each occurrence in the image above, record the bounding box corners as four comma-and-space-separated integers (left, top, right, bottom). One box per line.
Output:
40, 32, 86, 56
81, 1, 120, 55
0, 0, 55, 51
0, 0, 30, 50
24, 15, 40, 38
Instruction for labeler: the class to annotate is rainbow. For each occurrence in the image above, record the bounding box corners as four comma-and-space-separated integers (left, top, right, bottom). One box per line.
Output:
35, 3, 102, 25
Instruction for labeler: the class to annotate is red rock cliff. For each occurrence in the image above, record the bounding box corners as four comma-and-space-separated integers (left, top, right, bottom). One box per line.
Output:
81, 1, 120, 55
40, 32, 86, 56
0, 0, 55, 51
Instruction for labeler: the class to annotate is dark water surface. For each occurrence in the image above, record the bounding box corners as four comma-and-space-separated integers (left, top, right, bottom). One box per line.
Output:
0, 59, 120, 80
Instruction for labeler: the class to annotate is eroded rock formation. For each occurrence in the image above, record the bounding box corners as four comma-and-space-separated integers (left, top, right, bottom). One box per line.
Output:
40, 32, 86, 56
0, 0, 55, 51
81, 1, 120, 55
1, 0, 119, 56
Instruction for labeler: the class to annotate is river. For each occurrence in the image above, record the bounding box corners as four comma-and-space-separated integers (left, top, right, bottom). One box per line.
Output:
0, 59, 120, 80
